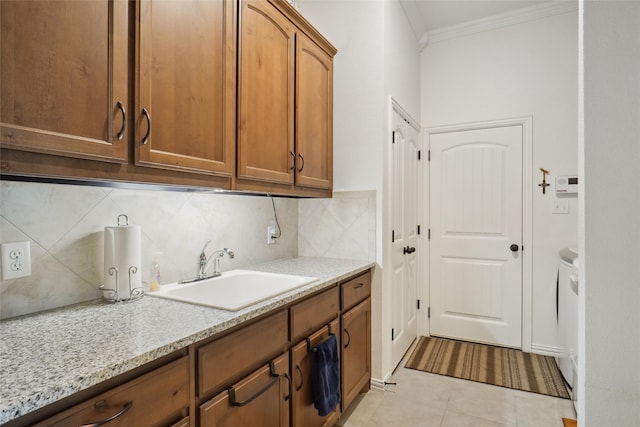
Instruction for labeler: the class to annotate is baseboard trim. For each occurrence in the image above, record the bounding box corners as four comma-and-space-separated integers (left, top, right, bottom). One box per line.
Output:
370, 375, 390, 391
531, 343, 562, 357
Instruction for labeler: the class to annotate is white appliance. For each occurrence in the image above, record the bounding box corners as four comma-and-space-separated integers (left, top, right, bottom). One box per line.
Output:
558, 247, 579, 403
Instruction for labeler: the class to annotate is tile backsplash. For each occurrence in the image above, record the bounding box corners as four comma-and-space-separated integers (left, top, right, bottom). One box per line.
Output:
298, 191, 376, 261
0, 182, 375, 320
0, 181, 297, 319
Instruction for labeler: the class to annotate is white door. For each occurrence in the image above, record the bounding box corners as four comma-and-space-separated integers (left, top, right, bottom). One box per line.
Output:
390, 109, 420, 366
429, 125, 523, 348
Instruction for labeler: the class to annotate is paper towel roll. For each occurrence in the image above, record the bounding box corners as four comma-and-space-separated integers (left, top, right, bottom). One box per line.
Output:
103, 224, 142, 300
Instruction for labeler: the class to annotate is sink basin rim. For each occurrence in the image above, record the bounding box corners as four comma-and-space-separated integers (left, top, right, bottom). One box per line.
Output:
148, 269, 319, 311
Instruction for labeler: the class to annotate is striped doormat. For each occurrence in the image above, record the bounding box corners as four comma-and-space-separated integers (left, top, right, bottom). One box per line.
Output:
405, 336, 570, 399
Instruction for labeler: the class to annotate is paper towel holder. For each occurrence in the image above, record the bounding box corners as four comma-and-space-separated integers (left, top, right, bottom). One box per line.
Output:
99, 266, 144, 303
117, 214, 129, 226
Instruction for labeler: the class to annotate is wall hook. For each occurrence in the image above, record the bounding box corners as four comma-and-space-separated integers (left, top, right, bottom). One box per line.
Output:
538, 168, 550, 194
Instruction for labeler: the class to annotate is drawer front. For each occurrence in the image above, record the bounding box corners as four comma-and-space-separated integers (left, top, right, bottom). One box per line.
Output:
200, 352, 290, 427
290, 286, 339, 343
35, 356, 190, 427
341, 271, 371, 311
198, 310, 288, 397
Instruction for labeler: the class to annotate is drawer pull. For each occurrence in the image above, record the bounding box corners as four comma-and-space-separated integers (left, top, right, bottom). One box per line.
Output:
344, 328, 351, 349
228, 360, 280, 407
80, 401, 132, 426
228, 376, 279, 407
353, 283, 364, 289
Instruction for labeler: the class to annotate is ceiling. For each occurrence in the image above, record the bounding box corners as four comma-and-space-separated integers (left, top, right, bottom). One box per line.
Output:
398, 0, 549, 40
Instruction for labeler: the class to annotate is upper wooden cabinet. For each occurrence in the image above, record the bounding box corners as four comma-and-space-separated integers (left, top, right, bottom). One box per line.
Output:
0, 0, 128, 163
295, 32, 333, 190
0, 0, 335, 196
237, 0, 336, 194
135, 0, 236, 176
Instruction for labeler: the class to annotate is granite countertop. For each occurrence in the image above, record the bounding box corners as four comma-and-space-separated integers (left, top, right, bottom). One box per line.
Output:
0, 257, 374, 425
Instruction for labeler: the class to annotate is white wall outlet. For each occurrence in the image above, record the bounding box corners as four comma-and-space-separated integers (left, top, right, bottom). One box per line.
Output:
1, 241, 32, 280
552, 199, 569, 214
267, 224, 277, 245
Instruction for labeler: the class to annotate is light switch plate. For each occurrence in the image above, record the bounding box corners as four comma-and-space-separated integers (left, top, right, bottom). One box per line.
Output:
1, 241, 32, 280
552, 199, 569, 214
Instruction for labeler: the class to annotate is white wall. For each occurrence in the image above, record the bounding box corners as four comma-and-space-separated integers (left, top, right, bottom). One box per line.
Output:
580, 1, 640, 425
298, 0, 421, 381
420, 9, 579, 353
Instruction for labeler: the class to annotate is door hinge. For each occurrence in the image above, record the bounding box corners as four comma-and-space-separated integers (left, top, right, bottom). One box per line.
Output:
391, 328, 395, 340
392, 230, 395, 243
418, 150, 421, 160
428, 307, 431, 319
428, 229, 431, 240
417, 225, 421, 235
417, 299, 420, 310
392, 131, 396, 144
428, 150, 431, 161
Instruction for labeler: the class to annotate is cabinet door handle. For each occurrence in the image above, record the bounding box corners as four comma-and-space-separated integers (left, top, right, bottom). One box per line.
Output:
298, 153, 305, 172
115, 101, 126, 141
141, 108, 151, 145
228, 375, 279, 407
290, 151, 295, 171
344, 328, 351, 349
284, 372, 292, 401
295, 364, 304, 391
80, 400, 132, 427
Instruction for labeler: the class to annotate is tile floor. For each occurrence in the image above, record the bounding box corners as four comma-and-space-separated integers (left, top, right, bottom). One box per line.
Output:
337, 361, 576, 427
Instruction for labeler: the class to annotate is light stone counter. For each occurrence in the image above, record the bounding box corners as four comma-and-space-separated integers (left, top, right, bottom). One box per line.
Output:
0, 257, 374, 425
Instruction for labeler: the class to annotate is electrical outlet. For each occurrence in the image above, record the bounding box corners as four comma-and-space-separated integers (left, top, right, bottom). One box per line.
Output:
267, 225, 277, 244
1, 241, 32, 280
552, 199, 569, 214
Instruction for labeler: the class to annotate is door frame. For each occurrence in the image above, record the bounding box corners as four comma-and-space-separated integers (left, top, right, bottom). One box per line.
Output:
423, 116, 533, 352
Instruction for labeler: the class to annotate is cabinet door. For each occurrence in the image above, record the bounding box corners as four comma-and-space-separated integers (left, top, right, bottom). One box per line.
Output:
200, 352, 290, 427
136, 0, 236, 175
291, 319, 340, 427
295, 33, 333, 189
0, 0, 128, 162
341, 297, 371, 411
237, 0, 295, 184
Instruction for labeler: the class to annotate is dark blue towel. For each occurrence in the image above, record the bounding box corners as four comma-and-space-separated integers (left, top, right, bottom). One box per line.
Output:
312, 334, 341, 416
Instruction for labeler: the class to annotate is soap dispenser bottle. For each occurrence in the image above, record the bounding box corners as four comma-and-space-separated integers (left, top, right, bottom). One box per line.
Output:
149, 253, 162, 292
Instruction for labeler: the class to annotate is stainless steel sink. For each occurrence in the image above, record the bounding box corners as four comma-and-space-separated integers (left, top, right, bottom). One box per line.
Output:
147, 270, 318, 311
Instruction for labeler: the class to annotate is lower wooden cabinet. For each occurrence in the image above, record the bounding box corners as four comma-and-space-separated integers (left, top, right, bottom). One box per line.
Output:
200, 352, 291, 427
341, 297, 371, 411
33, 356, 190, 427
291, 319, 340, 427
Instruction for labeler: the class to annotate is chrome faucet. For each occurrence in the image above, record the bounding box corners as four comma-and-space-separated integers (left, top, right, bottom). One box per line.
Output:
197, 241, 235, 279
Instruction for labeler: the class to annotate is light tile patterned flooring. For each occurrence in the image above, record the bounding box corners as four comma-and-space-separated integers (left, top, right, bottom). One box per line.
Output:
337, 358, 576, 427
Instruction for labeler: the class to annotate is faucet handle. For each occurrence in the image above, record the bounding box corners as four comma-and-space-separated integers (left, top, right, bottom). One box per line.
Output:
200, 240, 212, 257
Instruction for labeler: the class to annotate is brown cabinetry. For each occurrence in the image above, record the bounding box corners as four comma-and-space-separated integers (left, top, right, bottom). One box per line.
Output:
1, 0, 128, 163
135, 0, 236, 176
236, 0, 336, 195
1, 0, 334, 197
200, 352, 290, 427
291, 319, 340, 427
198, 310, 289, 398
33, 356, 190, 427
340, 274, 372, 411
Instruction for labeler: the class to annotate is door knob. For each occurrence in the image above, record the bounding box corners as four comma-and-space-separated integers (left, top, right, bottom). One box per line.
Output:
403, 246, 416, 255
510, 244, 519, 252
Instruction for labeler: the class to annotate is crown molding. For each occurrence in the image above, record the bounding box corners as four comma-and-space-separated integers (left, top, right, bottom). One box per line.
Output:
424, 1, 578, 45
